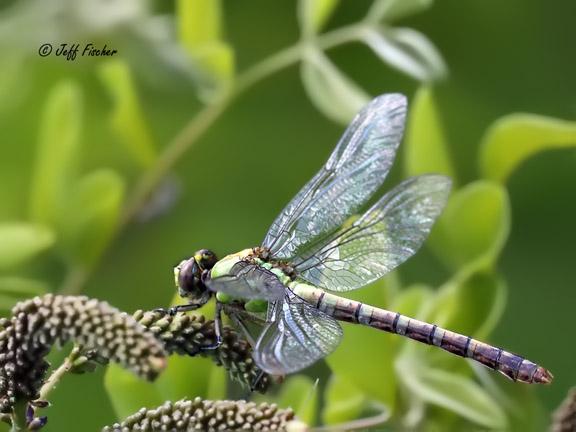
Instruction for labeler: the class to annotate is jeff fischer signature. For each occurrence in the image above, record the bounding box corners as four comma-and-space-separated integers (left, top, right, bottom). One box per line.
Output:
38, 43, 118, 60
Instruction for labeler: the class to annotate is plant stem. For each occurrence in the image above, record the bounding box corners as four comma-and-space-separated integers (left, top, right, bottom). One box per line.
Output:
58, 21, 369, 295
121, 22, 366, 225
9, 401, 27, 432
38, 347, 81, 402
310, 402, 389, 431
121, 95, 231, 225
58, 266, 89, 296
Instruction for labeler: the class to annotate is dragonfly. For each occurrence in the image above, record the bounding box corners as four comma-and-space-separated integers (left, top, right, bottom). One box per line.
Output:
167, 93, 552, 385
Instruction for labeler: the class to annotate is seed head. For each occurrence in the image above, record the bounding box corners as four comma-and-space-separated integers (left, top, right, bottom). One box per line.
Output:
134, 310, 272, 392
102, 397, 298, 431
0, 295, 166, 413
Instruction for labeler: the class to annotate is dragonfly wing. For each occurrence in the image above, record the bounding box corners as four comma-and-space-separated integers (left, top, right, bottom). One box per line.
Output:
205, 261, 285, 300
253, 292, 343, 375
262, 94, 407, 259
294, 175, 451, 291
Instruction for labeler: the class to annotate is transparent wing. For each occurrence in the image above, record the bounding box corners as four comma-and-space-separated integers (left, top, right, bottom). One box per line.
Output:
205, 261, 285, 300
254, 293, 343, 375
263, 94, 407, 259
293, 175, 451, 292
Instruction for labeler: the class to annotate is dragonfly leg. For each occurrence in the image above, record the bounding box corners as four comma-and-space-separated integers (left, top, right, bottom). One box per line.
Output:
227, 311, 257, 347
223, 303, 269, 348
250, 370, 266, 392
223, 303, 267, 325
200, 301, 223, 351
153, 303, 200, 316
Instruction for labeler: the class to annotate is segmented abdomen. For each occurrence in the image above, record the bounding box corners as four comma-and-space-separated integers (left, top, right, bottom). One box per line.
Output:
294, 284, 552, 384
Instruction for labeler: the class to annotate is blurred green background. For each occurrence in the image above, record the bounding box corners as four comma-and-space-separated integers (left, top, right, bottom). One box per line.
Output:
0, 0, 575, 430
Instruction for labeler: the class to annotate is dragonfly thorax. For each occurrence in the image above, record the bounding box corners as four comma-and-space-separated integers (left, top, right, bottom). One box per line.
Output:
252, 246, 271, 262
251, 247, 297, 281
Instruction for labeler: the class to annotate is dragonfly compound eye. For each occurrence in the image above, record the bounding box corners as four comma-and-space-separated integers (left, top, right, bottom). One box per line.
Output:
174, 258, 203, 299
194, 249, 218, 271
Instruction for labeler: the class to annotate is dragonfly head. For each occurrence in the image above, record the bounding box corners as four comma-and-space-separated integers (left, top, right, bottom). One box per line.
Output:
174, 249, 218, 306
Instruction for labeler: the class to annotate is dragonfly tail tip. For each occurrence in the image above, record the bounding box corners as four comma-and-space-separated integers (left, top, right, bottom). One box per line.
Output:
533, 366, 554, 384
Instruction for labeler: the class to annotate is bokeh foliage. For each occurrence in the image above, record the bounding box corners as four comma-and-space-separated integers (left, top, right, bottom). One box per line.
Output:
0, 0, 575, 430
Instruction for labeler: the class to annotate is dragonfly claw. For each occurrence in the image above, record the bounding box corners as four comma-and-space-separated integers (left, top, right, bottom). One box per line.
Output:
152, 307, 176, 316
250, 370, 266, 392
154, 304, 201, 316
201, 336, 223, 351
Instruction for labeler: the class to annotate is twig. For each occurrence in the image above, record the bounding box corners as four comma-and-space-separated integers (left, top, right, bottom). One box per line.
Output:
9, 401, 27, 432
310, 402, 390, 431
57, 21, 369, 296
121, 22, 366, 226
58, 267, 89, 296
37, 347, 82, 403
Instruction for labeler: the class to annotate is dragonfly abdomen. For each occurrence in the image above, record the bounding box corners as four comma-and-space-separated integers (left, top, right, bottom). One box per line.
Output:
291, 283, 552, 384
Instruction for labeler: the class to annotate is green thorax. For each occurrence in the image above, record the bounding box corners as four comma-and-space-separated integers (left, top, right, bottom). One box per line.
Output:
210, 249, 292, 285
210, 248, 294, 313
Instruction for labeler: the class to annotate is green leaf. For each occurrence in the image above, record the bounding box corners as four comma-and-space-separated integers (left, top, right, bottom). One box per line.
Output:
390, 284, 434, 319
366, 0, 434, 23
0, 277, 47, 297
98, 60, 157, 169
178, 0, 223, 45
104, 364, 164, 421
326, 277, 397, 408
0, 55, 26, 114
252, 375, 318, 425
428, 181, 510, 272
398, 362, 508, 429
298, 0, 340, 36
58, 170, 125, 268
29, 80, 82, 226
188, 42, 235, 96
362, 27, 446, 82
322, 374, 366, 425
277, 376, 318, 425
0, 223, 55, 270
301, 47, 370, 125
479, 113, 576, 183
154, 356, 219, 401
404, 87, 455, 180
430, 271, 507, 340
205, 364, 227, 400
472, 364, 547, 432
155, 295, 224, 401
0, 277, 48, 315
176, 0, 235, 97
397, 276, 508, 426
